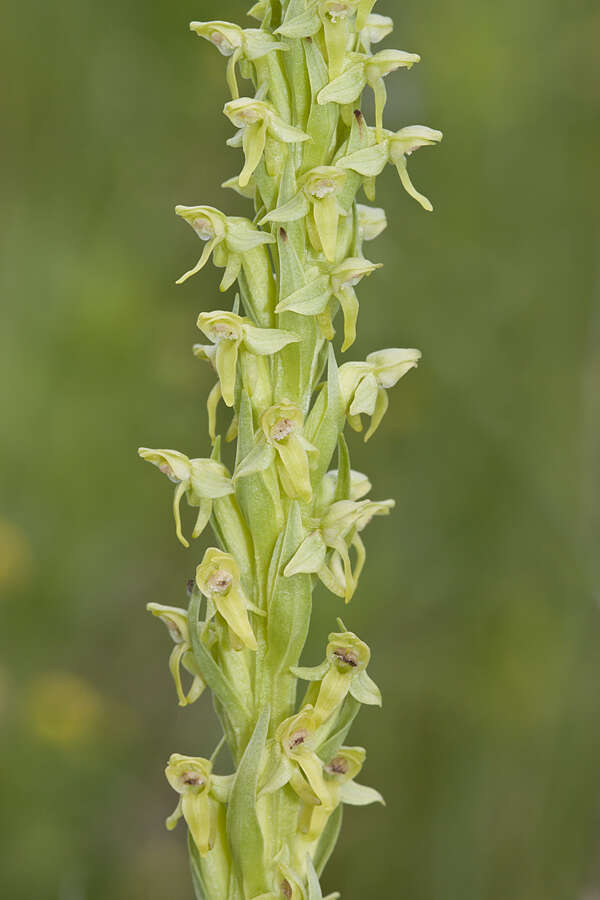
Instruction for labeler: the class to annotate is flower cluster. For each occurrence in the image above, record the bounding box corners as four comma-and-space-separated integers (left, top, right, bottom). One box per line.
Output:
140, 1, 441, 897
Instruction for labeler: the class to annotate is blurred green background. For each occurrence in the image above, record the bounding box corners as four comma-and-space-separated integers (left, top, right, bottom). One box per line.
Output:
2, 0, 600, 898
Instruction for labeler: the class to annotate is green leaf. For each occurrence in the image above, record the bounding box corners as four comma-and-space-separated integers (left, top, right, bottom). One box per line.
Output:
313, 804, 343, 876
227, 704, 270, 899
306, 854, 323, 900
188, 589, 246, 729
306, 346, 344, 488
188, 833, 208, 900
234, 392, 283, 591
275, 229, 319, 405
264, 502, 312, 722
317, 696, 361, 762
302, 39, 339, 171
334, 434, 351, 502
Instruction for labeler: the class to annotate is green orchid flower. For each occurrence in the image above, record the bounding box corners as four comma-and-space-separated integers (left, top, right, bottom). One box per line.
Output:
338, 347, 422, 440
275, 256, 381, 351
147, 603, 206, 707
277, 1, 361, 80
318, 49, 420, 140
137, 449, 235, 548
273, 707, 331, 807
234, 401, 318, 503
190, 20, 288, 98
165, 754, 233, 857
300, 745, 384, 839
358, 13, 394, 53
291, 629, 381, 723
337, 124, 443, 210
175, 205, 275, 287
284, 497, 393, 601
224, 98, 310, 187
196, 310, 299, 408
260, 166, 348, 262
195, 547, 264, 651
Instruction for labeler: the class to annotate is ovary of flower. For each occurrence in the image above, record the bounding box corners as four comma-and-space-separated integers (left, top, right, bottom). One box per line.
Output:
147, 603, 205, 706
260, 166, 348, 262
337, 125, 443, 211
223, 98, 310, 188
137, 448, 235, 548
284, 497, 393, 602
175, 205, 275, 287
317, 50, 420, 140
195, 547, 263, 651
339, 347, 422, 440
196, 310, 299, 408
190, 21, 288, 98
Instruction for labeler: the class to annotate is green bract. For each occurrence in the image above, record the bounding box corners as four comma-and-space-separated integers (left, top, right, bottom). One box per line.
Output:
139, 1, 442, 896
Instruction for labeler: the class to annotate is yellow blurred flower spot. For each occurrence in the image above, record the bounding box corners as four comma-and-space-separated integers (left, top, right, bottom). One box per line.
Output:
0, 519, 32, 590
27, 672, 105, 748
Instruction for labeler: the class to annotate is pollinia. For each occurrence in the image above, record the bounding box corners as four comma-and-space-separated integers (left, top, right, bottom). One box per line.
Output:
139, 1, 441, 897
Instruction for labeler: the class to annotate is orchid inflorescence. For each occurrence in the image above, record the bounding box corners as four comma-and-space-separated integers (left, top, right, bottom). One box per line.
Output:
139, 0, 441, 896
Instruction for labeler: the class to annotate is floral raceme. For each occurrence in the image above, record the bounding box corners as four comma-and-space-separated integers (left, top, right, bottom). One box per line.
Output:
139, 0, 441, 897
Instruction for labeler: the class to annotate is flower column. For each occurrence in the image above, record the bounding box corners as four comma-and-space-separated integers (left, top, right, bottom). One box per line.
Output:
139, 2, 441, 897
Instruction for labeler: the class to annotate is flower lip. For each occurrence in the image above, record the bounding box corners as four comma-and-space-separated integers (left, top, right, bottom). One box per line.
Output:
206, 570, 233, 594
271, 417, 296, 442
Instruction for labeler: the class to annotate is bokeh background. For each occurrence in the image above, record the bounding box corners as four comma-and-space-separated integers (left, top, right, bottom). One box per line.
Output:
2, 0, 600, 898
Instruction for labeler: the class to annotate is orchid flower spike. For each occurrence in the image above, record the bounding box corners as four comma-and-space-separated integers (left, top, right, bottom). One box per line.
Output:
224, 98, 310, 187
190, 21, 288, 98
318, 50, 420, 140
175, 205, 275, 287
147, 603, 206, 706
339, 347, 421, 439
261, 166, 348, 262
275, 257, 381, 351
137, 449, 235, 548
291, 629, 381, 723
234, 401, 318, 503
195, 547, 264, 651
165, 754, 233, 857
196, 310, 299, 408
284, 497, 394, 602
338, 125, 443, 211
